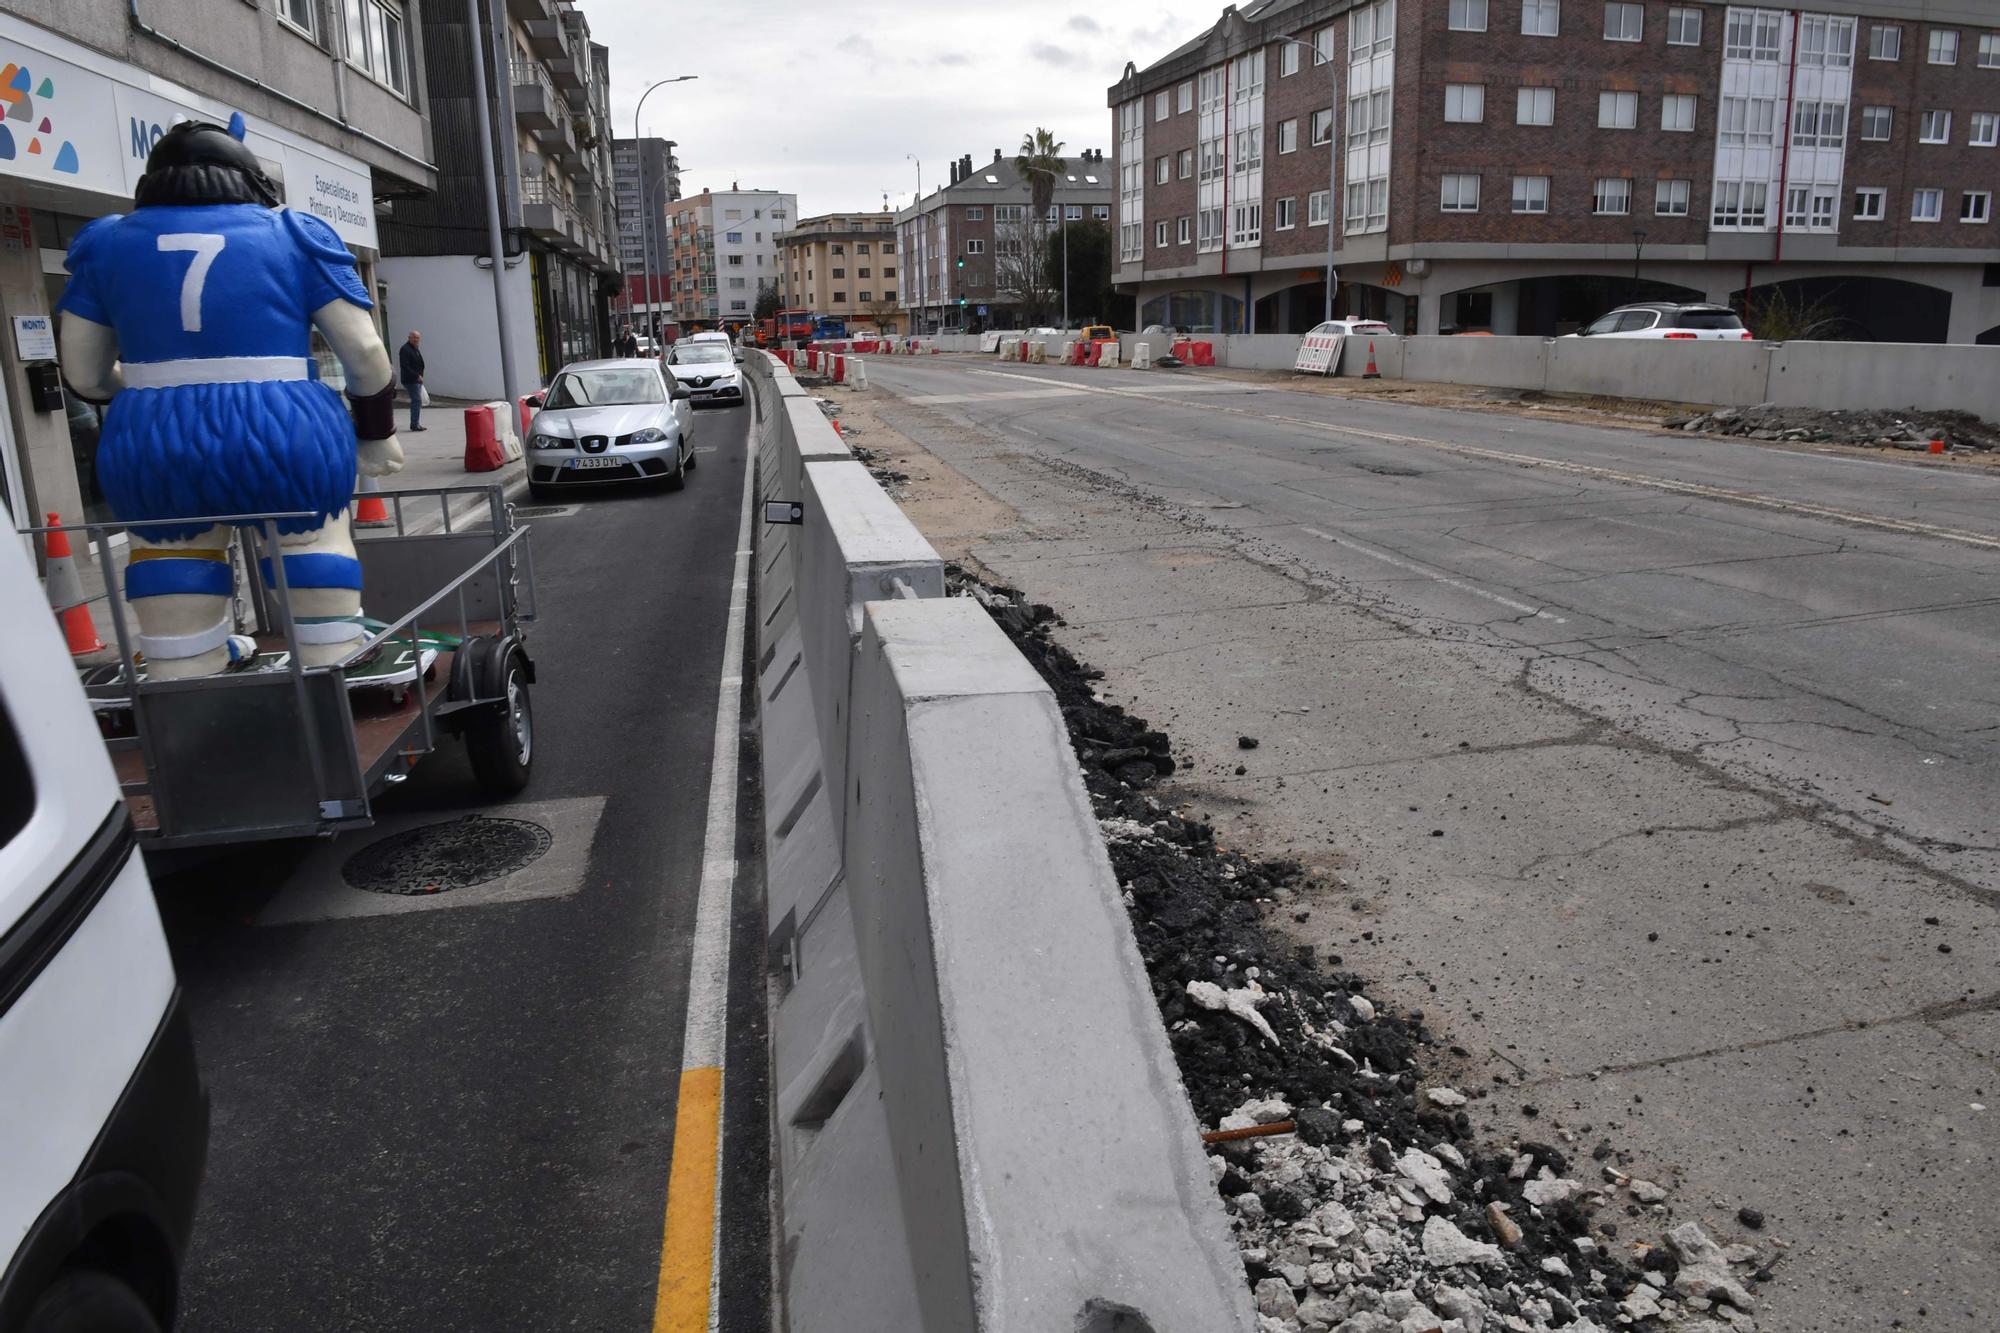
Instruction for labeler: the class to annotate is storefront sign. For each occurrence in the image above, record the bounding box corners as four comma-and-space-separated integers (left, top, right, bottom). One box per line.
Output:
0, 13, 379, 251
12, 313, 54, 359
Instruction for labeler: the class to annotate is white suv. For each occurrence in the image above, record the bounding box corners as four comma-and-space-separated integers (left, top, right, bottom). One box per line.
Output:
0, 523, 206, 1331
1566, 303, 1755, 340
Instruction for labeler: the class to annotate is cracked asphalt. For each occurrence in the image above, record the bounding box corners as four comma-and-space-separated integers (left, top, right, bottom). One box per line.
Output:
851, 355, 1998, 1332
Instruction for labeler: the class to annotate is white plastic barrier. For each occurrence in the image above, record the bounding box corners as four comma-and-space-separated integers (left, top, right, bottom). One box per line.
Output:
1096, 340, 1119, 368
1131, 340, 1153, 369
479, 400, 523, 459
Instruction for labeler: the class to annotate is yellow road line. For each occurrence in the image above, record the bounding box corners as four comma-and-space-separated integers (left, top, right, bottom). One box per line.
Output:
652, 1065, 723, 1332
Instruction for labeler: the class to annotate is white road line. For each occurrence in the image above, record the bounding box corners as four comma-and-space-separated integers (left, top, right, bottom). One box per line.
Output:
1300, 526, 1568, 623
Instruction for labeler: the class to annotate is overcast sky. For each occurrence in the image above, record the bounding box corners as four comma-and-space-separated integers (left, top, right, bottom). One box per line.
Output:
592, 0, 1228, 217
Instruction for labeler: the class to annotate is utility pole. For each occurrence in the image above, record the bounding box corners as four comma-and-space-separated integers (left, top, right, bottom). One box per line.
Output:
907, 154, 921, 337
634, 76, 697, 343
465, 0, 524, 409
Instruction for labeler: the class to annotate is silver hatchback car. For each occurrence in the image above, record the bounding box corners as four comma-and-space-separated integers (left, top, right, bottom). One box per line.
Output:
525, 358, 696, 498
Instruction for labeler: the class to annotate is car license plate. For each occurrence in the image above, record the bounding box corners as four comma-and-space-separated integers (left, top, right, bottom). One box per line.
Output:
568, 456, 624, 470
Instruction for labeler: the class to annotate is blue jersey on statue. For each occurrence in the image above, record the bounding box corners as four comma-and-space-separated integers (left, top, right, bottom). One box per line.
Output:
59, 203, 372, 539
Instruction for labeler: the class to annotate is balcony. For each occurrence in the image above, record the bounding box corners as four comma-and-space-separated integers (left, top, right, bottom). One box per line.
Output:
520, 175, 575, 243
511, 61, 560, 132
523, 17, 565, 58
504, 0, 552, 22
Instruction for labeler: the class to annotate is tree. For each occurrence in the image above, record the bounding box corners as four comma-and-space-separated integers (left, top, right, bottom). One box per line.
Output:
865, 294, 902, 333
754, 281, 782, 322
1012, 128, 1066, 219
993, 218, 1059, 328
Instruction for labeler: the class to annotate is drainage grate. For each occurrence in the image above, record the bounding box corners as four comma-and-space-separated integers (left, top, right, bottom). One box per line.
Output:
512, 504, 578, 518
341, 816, 553, 896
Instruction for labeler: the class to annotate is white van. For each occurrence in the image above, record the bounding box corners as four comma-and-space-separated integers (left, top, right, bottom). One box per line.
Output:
0, 524, 206, 1330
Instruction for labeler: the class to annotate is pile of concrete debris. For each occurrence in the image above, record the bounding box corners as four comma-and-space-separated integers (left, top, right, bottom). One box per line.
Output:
1667, 403, 1998, 452
954, 566, 1778, 1333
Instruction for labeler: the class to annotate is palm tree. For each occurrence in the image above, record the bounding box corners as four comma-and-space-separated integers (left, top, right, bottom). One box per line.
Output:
1014, 128, 1066, 221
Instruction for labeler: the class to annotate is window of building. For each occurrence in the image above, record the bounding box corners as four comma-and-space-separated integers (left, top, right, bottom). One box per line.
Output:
1280, 41, 1299, 77
1982, 33, 2000, 68
1593, 177, 1631, 214
1522, 0, 1559, 38
1174, 148, 1191, 179
730, 300, 748, 312
1156, 220, 1168, 247
1440, 174, 1481, 212
884, 290, 896, 301
859, 267, 872, 278
831, 242, 845, 253
1265, 119, 1291, 156
1725, 8, 1782, 60
1348, 0, 1394, 58
1275, 196, 1297, 229
1311, 108, 1335, 144
858, 243, 871, 254
1972, 113, 1999, 147
728, 254, 744, 265
1605, 3, 1642, 41
1449, 0, 1488, 32
830, 267, 843, 278
1911, 187, 1943, 221
1797, 14, 1855, 67
1712, 179, 1769, 227
858, 290, 872, 302
1929, 30, 1958, 64
1512, 175, 1550, 213
1177, 215, 1192, 243
1861, 106, 1893, 140
1661, 94, 1696, 132
1445, 84, 1485, 123
1920, 109, 1952, 143
1963, 191, 1993, 224
965, 239, 984, 254
1655, 178, 1691, 216
1313, 25, 1335, 65
1307, 189, 1331, 225
1155, 90, 1170, 120
1666, 6, 1701, 46
279, 0, 317, 39
966, 206, 985, 221
1342, 178, 1388, 234
832, 291, 846, 303
1719, 95, 1777, 145
1156, 155, 1170, 184
1093, 204, 1111, 220
1599, 90, 1638, 128
342, 0, 410, 95
1518, 87, 1555, 125
725, 209, 743, 220
883, 240, 896, 252
1178, 80, 1194, 112
1230, 201, 1262, 246
1869, 25, 1901, 60
1852, 187, 1885, 220
1792, 100, 1846, 149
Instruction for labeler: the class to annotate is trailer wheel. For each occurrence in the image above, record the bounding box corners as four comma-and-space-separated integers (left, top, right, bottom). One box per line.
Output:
465, 642, 533, 796
23, 1270, 161, 1333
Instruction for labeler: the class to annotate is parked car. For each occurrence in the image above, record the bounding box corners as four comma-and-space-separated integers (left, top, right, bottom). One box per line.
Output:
1306, 318, 1397, 340
664, 342, 745, 409
1563, 303, 1755, 340
1079, 324, 1117, 343
0, 523, 207, 1332
686, 329, 742, 364
524, 358, 696, 497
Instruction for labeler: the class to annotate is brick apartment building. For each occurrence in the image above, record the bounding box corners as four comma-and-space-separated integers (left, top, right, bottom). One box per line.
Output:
896, 150, 1115, 333
777, 212, 904, 334
1109, 0, 2000, 343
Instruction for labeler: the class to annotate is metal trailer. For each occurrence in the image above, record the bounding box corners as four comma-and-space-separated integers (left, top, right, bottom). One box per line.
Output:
21, 485, 538, 851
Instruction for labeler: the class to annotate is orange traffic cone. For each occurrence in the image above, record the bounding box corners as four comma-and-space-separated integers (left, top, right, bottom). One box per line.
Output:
42, 514, 106, 656
354, 472, 393, 528
1363, 340, 1381, 380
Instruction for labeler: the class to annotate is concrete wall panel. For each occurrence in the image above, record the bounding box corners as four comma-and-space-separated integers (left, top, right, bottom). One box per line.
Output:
1546, 337, 1771, 405
1765, 342, 2000, 420
1403, 335, 1550, 390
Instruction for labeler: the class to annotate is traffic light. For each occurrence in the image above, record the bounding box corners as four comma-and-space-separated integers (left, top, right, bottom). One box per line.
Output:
956, 257, 965, 271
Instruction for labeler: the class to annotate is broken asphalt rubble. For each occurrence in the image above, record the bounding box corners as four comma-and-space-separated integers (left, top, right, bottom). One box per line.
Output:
952, 564, 1777, 1333
1666, 403, 1998, 453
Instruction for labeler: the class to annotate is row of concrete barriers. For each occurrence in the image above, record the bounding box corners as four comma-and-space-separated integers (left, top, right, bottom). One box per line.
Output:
907, 329, 1999, 419
747, 352, 1254, 1331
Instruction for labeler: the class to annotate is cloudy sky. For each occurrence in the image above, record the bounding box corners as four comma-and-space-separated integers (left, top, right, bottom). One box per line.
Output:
590, 0, 1228, 216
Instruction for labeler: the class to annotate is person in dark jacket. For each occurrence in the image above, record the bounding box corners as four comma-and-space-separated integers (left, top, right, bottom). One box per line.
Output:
617, 324, 640, 358
398, 330, 426, 431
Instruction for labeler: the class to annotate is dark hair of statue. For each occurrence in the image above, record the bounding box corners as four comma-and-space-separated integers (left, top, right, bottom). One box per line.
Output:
134, 121, 282, 209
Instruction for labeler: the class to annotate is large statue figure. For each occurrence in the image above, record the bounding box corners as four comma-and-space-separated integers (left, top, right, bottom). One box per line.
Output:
57, 116, 403, 679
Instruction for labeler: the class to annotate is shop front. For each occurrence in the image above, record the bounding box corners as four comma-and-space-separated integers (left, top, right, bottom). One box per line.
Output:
0, 11, 378, 531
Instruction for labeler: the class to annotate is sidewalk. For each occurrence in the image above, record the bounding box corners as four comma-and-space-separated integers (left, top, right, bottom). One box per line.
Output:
377, 396, 527, 532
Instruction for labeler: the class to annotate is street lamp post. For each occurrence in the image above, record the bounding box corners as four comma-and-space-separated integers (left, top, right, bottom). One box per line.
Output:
907, 153, 922, 336
463, 0, 524, 411
1276, 35, 1338, 324
1021, 163, 1072, 330
634, 76, 697, 343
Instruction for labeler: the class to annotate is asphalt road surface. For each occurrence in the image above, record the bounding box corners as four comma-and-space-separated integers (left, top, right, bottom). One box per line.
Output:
154, 403, 766, 1330
858, 354, 1998, 1331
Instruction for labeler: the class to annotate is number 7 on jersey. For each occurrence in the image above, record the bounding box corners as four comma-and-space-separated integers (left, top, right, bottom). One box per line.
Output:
156, 233, 227, 334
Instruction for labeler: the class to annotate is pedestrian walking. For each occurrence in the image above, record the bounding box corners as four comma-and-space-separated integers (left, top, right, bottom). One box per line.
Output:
399, 329, 427, 431
617, 324, 640, 359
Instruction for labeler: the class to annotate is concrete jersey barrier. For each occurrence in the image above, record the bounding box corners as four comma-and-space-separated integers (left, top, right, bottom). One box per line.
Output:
742, 353, 1255, 1332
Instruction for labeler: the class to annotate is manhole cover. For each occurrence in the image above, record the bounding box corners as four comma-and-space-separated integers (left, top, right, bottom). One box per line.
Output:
342, 816, 552, 896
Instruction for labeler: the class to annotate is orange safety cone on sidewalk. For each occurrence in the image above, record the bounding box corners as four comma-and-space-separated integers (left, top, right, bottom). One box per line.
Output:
42, 514, 106, 656
354, 473, 394, 528
1363, 341, 1381, 379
